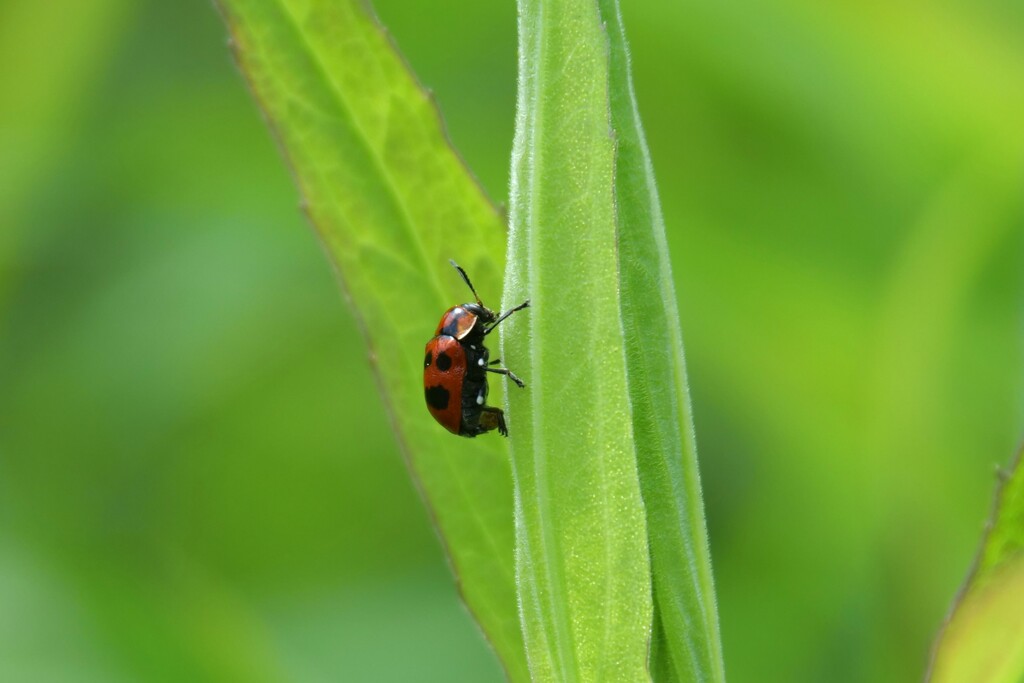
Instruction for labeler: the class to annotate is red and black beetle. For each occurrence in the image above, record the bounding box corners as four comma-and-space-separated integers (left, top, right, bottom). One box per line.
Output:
423, 261, 529, 437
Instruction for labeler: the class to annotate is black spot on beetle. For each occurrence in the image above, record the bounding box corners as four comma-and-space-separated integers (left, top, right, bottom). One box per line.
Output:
425, 385, 450, 410
436, 351, 453, 372
424, 351, 432, 368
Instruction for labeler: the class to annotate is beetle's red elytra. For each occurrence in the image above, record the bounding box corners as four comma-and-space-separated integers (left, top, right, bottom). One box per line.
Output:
423, 261, 529, 437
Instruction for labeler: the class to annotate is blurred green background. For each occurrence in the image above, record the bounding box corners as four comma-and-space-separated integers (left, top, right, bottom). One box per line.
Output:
1, 0, 1021, 681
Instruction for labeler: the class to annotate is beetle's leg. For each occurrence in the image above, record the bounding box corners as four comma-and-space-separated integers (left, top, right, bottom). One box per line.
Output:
479, 406, 508, 437
486, 365, 525, 388
483, 300, 530, 335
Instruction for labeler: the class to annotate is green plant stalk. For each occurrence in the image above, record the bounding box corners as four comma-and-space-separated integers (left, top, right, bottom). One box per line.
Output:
503, 0, 654, 679
598, 0, 726, 679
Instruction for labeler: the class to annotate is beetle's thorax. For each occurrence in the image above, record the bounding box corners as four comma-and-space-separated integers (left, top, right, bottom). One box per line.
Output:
434, 303, 495, 340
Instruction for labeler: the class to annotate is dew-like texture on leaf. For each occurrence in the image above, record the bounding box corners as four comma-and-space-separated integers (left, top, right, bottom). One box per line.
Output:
930, 446, 1024, 683
215, 0, 527, 678
503, 0, 654, 679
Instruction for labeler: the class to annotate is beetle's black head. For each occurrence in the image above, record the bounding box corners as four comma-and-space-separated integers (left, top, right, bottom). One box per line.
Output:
462, 302, 496, 323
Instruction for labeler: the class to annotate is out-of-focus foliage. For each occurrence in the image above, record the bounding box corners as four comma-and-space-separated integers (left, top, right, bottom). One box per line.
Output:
0, 1, 1020, 682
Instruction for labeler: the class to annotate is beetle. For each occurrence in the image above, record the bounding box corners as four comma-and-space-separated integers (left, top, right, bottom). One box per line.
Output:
423, 260, 529, 437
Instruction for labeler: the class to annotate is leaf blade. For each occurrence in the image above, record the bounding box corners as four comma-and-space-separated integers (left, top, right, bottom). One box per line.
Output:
597, 0, 727, 679
503, 0, 654, 679
214, 0, 527, 678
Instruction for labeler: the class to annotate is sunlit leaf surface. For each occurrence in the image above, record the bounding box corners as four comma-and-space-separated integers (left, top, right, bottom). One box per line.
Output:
503, 0, 654, 678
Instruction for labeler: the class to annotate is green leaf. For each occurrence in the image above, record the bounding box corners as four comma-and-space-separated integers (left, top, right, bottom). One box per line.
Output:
597, 0, 726, 679
502, 0, 654, 679
929, 446, 1024, 683
213, 1, 527, 678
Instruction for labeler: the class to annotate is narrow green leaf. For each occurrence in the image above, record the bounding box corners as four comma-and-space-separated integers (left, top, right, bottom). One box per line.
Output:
597, 1, 726, 680
213, 1, 527, 678
503, 0, 653, 679
929, 445, 1024, 683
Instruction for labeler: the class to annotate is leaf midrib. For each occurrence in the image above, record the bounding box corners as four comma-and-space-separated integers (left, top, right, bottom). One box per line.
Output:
272, 0, 451, 305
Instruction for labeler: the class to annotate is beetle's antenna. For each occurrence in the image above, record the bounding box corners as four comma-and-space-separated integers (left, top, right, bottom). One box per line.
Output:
484, 299, 530, 335
449, 259, 484, 307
